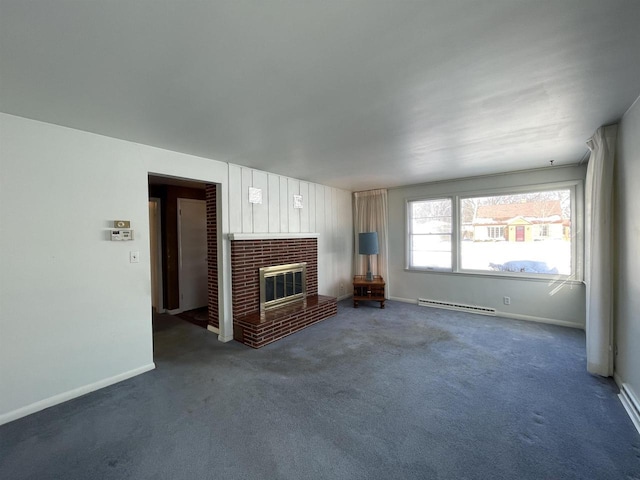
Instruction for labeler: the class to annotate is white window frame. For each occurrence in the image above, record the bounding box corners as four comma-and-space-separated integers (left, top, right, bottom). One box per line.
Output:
406, 181, 583, 281
406, 196, 455, 272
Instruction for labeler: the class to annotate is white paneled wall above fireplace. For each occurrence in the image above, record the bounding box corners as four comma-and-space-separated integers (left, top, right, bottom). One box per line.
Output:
228, 164, 353, 299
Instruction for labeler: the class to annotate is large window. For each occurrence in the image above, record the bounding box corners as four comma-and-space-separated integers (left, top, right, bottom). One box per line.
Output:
460, 189, 572, 275
408, 198, 452, 270
407, 186, 576, 278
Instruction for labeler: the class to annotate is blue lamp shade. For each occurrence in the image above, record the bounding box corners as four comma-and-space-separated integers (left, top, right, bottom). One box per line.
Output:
359, 232, 379, 281
359, 232, 379, 255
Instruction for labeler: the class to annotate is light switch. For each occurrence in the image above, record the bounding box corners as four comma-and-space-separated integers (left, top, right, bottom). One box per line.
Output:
130, 251, 140, 263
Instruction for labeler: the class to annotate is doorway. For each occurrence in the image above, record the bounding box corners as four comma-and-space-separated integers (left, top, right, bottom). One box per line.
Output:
148, 175, 217, 335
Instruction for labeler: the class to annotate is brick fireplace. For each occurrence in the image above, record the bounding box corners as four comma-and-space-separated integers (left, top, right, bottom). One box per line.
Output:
230, 235, 337, 348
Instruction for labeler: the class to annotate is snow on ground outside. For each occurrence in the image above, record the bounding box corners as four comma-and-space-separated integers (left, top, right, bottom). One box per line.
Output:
413, 239, 571, 275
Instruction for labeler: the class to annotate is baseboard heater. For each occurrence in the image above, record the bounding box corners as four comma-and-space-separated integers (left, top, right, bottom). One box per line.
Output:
418, 298, 496, 316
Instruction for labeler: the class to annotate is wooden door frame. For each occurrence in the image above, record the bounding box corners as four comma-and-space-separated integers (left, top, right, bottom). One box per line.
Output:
149, 197, 164, 313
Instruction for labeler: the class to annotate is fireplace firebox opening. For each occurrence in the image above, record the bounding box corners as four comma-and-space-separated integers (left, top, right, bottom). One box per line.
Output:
259, 262, 307, 320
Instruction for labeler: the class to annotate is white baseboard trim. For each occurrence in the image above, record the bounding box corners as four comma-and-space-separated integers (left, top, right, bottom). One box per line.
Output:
337, 293, 352, 301
389, 296, 418, 304
614, 374, 640, 435
218, 334, 234, 343
207, 325, 220, 334
495, 312, 583, 330
166, 308, 183, 315
388, 297, 582, 329
0, 363, 156, 426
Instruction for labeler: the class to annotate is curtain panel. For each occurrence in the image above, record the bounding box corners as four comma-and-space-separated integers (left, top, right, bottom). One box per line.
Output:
585, 124, 618, 377
353, 189, 389, 297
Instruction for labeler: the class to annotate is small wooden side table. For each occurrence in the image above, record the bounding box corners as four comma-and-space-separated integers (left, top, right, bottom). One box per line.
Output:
353, 275, 385, 309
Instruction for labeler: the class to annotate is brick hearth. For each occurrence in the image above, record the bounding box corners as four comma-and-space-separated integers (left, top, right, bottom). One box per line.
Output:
230, 237, 337, 348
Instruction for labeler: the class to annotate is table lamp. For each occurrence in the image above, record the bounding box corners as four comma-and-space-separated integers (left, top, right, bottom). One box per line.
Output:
359, 232, 379, 282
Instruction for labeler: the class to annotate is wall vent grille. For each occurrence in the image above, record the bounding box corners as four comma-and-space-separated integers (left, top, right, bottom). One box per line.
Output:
418, 298, 496, 316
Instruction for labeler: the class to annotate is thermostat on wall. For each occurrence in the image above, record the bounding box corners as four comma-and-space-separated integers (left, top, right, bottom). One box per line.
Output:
111, 229, 134, 241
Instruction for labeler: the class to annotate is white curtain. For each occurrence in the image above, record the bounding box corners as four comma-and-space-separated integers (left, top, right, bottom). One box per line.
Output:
584, 124, 618, 377
354, 189, 389, 296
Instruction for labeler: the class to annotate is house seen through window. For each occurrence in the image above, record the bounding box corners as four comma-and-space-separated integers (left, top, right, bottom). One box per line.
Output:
460, 189, 572, 275
408, 187, 574, 277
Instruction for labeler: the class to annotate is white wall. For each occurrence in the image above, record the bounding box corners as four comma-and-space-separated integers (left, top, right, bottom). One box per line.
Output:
387, 166, 587, 328
0, 113, 353, 424
227, 164, 353, 298
614, 97, 640, 406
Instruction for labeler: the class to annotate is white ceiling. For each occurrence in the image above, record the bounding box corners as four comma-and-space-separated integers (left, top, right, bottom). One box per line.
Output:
1, 1, 639, 191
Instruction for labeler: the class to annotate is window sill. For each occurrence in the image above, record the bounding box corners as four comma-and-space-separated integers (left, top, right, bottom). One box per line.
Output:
404, 267, 584, 285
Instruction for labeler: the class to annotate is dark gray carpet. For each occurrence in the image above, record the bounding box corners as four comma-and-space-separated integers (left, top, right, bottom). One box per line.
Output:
1, 300, 639, 480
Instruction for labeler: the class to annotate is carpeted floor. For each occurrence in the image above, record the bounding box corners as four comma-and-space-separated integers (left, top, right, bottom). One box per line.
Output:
175, 307, 209, 329
1, 300, 639, 480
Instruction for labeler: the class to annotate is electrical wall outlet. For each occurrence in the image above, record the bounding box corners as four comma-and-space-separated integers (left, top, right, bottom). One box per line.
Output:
503, 296, 511, 305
